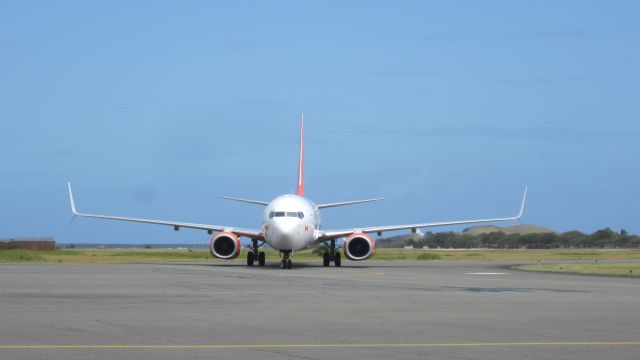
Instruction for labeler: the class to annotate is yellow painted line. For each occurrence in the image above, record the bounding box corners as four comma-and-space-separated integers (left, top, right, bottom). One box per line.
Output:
1, 341, 639, 349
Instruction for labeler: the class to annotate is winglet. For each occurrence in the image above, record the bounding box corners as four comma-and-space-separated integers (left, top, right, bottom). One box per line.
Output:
67, 182, 79, 216
517, 185, 527, 219
296, 113, 305, 196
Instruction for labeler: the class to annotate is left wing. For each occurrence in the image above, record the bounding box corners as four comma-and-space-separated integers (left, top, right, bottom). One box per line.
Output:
67, 182, 263, 239
317, 186, 527, 241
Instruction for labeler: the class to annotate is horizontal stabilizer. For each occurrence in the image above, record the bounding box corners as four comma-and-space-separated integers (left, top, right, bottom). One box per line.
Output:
317, 198, 385, 209
218, 196, 269, 206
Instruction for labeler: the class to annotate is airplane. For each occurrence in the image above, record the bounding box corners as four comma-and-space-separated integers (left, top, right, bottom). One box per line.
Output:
67, 115, 527, 269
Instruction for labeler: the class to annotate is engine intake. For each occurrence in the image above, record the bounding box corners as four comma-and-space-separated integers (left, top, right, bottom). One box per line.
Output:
209, 232, 241, 259
344, 233, 375, 261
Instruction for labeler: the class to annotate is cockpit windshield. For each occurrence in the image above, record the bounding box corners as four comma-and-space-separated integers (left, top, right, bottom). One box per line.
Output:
269, 211, 305, 219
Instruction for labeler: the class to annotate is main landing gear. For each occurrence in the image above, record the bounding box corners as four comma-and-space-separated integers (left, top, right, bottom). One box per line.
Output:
323, 239, 341, 267
246, 239, 266, 267
280, 250, 292, 270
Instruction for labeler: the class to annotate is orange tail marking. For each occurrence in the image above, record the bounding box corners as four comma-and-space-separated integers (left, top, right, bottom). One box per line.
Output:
296, 114, 304, 196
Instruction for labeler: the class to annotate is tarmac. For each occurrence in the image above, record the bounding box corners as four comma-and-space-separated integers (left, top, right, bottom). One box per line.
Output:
1, 260, 639, 359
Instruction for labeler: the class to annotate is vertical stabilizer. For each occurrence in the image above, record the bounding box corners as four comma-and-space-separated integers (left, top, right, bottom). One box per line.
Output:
296, 114, 305, 196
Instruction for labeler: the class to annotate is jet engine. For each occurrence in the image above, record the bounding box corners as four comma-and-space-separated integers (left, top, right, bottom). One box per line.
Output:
343, 233, 376, 261
209, 232, 241, 259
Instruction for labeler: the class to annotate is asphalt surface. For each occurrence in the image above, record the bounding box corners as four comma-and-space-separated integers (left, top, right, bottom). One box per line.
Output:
1, 260, 639, 360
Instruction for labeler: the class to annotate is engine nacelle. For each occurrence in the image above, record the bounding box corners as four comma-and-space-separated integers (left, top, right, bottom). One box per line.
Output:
209, 232, 241, 259
344, 233, 376, 261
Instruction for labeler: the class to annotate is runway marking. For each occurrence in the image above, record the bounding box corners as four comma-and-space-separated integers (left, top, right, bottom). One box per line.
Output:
1, 341, 639, 350
466, 272, 509, 275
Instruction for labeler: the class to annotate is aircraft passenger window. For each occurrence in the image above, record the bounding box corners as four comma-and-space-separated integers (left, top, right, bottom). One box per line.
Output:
286, 212, 298, 217
274, 212, 285, 217
269, 211, 274, 219
297, 212, 304, 219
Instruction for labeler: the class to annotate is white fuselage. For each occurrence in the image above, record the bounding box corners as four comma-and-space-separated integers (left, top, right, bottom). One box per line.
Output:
262, 195, 320, 251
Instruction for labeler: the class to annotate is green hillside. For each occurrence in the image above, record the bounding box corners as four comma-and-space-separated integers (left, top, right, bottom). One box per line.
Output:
462, 224, 555, 236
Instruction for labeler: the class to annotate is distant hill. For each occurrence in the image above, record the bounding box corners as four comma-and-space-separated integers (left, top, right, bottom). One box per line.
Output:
375, 225, 640, 249
376, 224, 556, 248
461, 224, 554, 236
376, 233, 423, 248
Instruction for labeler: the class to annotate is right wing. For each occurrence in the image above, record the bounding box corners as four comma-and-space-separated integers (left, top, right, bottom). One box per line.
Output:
317, 186, 527, 241
68, 183, 263, 239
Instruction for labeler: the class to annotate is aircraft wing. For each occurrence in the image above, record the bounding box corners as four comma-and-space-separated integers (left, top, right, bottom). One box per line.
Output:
68, 183, 263, 240
317, 186, 527, 241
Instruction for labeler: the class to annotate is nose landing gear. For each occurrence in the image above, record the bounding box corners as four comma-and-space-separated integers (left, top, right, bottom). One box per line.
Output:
323, 239, 341, 267
280, 258, 292, 269
280, 250, 293, 269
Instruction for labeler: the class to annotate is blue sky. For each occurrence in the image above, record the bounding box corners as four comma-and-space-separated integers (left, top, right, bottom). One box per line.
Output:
1, 1, 639, 244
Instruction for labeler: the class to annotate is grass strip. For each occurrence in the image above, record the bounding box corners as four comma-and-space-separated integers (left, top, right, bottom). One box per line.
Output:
1, 248, 639, 264
514, 263, 640, 277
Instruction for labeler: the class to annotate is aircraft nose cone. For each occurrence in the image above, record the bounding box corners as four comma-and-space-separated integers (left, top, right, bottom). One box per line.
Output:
272, 219, 297, 249
274, 219, 296, 232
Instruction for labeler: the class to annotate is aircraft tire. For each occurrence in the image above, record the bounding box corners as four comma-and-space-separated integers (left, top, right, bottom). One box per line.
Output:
258, 252, 266, 266
286, 259, 292, 269
334, 252, 341, 267
247, 251, 254, 266
323, 252, 330, 266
